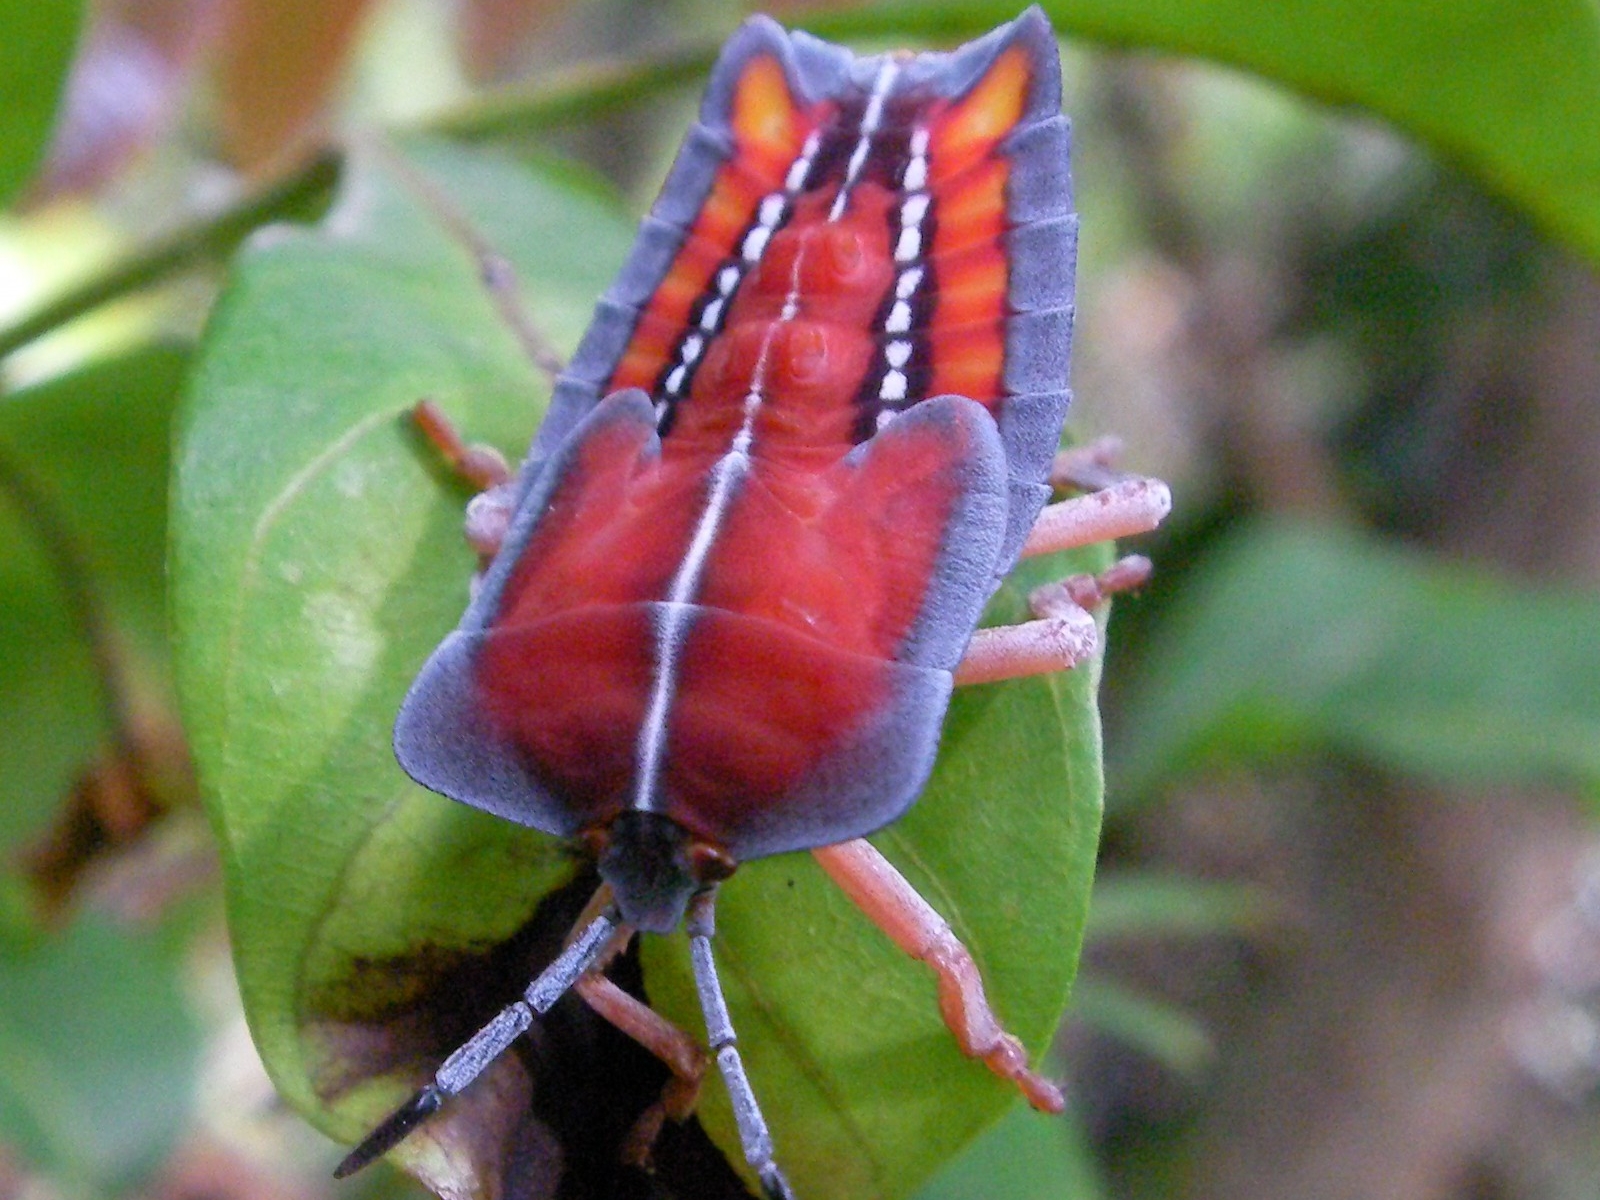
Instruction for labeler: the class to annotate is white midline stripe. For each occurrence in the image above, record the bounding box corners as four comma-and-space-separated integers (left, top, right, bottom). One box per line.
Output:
829, 61, 900, 222
633, 58, 898, 813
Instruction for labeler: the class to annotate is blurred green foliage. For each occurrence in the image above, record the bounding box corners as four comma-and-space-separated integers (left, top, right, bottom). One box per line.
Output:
1111, 519, 1600, 806
0, 347, 183, 846
0, 0, 82, 205
808, 0, 1600, 270
0, 916, 201, 1190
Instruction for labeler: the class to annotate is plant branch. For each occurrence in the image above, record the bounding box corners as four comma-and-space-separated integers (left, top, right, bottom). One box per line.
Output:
419, 40, 718, 144
0, 155, 339, 364
0, 37, 723, 366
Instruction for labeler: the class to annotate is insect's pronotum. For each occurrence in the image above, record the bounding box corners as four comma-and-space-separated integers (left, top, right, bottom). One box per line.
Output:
337, 9, 1170, 1197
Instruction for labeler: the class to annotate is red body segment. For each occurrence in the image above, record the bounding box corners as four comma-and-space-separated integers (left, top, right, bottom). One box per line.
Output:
476, 40, 1043, 847
395, 11, 1075, 884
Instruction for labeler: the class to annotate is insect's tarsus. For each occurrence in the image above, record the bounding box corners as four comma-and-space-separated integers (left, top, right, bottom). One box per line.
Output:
333, 906, 620, 1178
333, 1087, 444, 1178
687, 889, 795, 1200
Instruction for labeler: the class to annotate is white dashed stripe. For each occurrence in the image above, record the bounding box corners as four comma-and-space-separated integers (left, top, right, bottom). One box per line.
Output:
879, 124, 932, 405
662, 135, 824, 404
786, 130, 822, 192
903, 129, 929, 191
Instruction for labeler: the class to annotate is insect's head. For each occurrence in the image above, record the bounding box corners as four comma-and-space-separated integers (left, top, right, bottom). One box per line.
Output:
584, 811, 737, 933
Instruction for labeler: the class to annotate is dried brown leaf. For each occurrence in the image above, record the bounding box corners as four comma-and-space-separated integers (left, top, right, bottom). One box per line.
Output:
214, 0, 380, 176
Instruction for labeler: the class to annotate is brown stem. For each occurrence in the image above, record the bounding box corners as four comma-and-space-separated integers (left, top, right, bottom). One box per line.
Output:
0, 37, 721, 366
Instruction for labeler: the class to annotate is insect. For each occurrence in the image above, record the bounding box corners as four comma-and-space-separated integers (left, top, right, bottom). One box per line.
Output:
336, 8, 1169, 1198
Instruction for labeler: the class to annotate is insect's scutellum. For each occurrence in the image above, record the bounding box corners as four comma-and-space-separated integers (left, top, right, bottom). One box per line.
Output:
345, 6, 1174, 1194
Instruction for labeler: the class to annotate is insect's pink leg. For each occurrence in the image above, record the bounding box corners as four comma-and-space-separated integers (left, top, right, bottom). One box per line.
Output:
956, 558, 1152, 686
811, 839, 1066, 1114
1021, 475, 1171, 559
410, 400, 517, 561
967, 447, 1170, 685
956, 587, 1098, 686
412, 400, 512, 491
573, 970, 708, 1164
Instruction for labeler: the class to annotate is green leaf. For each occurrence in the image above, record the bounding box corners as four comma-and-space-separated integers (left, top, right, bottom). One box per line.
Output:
0, 916, 200, 1188
809, 0, 1600, 269
0, 0, 83, 206
1109, 518, 1600, 806
912, 1099, 1105, 1200
172, 138, 624, 1151
173, 135, 1107, 1199
0, 345, 199, 1186
0, 344, 186, 853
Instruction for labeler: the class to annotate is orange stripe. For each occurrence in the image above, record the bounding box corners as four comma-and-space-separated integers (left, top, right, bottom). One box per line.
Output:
927, 45, 1031, 187
929, 244, 1006, 330
929, 323, 1004, 403
603, 54, 826, 398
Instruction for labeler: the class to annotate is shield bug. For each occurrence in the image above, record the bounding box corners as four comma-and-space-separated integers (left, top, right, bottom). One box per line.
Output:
336, 9, 1170, 1197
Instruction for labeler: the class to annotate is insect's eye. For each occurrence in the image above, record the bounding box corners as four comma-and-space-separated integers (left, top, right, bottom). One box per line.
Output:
689, 841, 738, 884
578, 825, 610, 861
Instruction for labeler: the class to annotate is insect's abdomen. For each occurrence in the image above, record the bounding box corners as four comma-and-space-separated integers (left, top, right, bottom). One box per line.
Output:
472, 389, 987, 852
671, 186, 894, 458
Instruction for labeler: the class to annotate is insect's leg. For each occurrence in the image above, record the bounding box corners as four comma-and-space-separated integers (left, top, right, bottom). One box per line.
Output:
811, 839, 1066, 1113
573, 968, 708, 1164
686, 890, 796, 1200
332, 904, 619, 1179
1020, 474, 1171, 559
412, 400, 512, 492
955, 581, 1099, 686
1047, 436, 1128, 493
410, 400, 517, 561
964, 442, 1169, 685
956, 559, 1151, 686
536, 883, 706, 1163
1021, 437, 1171, 559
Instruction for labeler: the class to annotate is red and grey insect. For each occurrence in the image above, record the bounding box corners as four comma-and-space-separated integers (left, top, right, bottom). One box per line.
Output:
337, 9, 1169, 1197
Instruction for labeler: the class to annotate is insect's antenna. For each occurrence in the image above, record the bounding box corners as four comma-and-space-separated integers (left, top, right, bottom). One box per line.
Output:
686, 890, 795, 1200
333, 905, 621, 1178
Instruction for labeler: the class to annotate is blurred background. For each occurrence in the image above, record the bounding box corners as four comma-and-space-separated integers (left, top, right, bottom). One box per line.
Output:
3, 0, 1600, 1198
